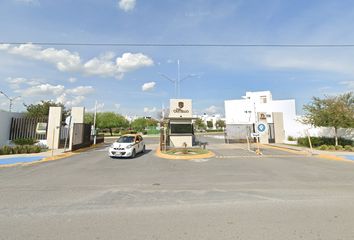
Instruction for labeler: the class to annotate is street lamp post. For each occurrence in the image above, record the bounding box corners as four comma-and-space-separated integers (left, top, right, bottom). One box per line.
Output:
156, 61, 195, 99
0, 91, 21, 112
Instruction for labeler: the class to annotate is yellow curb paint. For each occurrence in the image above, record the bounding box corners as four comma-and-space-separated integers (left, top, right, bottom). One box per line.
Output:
0, 162, 22, 168
251, 143, 309, 155
316, 154, 353, 163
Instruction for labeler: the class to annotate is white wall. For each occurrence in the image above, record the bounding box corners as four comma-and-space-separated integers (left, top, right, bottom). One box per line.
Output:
0, 112, 26, 148
225, 91, 354, 141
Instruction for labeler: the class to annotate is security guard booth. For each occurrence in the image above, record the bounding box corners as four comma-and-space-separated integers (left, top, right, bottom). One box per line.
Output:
166, 99, 196, 148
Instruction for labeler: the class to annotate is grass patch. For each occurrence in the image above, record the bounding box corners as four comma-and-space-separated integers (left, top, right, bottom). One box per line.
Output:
165, 149, 209, 156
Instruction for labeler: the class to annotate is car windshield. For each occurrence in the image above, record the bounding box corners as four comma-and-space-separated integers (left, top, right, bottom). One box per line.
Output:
117, 136, 135, 143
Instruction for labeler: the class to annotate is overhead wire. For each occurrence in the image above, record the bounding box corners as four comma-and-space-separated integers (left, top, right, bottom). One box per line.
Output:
1, 42, 354, 47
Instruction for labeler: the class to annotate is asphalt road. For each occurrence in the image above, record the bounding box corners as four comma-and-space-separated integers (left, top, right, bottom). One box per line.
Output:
1, 136, 354, 240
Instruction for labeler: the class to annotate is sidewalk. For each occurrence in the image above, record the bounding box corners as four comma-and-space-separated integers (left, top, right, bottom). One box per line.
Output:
267, 143, 354, 162
0, 143, 108, 168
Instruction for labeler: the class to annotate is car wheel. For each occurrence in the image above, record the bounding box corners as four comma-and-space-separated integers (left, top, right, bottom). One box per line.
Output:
142, 145, 145, 153
131, 149, 136, 158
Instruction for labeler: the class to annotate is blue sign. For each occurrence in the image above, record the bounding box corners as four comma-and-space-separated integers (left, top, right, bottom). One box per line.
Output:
257, 123, 267, 133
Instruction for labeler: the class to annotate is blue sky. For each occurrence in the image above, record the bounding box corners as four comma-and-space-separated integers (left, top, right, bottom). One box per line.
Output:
1, 0, 354, 117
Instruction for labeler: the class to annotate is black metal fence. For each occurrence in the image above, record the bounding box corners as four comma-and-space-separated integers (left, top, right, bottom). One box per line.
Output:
9, 117, 48, 140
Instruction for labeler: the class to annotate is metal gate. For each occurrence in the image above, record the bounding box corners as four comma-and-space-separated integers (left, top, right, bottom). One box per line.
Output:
225, 124, 253, 143
72, 123, 92, 151
268, 123, 275, 143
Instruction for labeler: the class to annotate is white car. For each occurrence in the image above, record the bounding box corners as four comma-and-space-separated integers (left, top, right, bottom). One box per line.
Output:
109, 134, 145, 158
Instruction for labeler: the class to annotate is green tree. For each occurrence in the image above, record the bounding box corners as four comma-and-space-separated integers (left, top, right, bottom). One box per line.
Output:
23, 100, 70, 120
207, 120, 213, 129
194, 118, 206, 131
146, 118, 159, 126
97, 112, 128, 136
84, 112, 96, 125
131, 118, 147, 132
299, 93, 354, 146
216, 120, 226, 129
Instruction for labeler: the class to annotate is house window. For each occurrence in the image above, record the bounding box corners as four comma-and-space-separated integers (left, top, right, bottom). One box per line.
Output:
260, 96, 267, 103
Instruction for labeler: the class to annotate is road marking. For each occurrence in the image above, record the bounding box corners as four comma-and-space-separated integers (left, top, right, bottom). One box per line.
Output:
216, 155, 309, 158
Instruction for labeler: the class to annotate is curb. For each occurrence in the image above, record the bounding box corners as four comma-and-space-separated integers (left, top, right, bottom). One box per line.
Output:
156, 145, 215, 160
256, 143, 353, 163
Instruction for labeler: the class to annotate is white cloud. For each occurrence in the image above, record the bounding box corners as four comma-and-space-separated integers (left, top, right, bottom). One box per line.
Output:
204, 105, 222, 113
118, 0, 136, 11
65, 96, 85, 108
56, 93, 67, 104
167, 59, 174, 63
340, 81, 354, 88
116, 53, 154, 72
0, 43, 154, 79
68, 78, 76, 83
99, 52, 116, 61
87, 103, 105, 112
66, 86, 93, 96
9, 84, 20, 89
142, 82, 156, 91
115, 104, 121, 109
115, 73, 124, 80
5, 77, 27, 84
15, 84, 65, 97
144, 107, 156, 113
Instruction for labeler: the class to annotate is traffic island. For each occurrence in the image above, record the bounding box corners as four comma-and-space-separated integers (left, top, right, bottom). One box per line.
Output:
156, 146, 215, 160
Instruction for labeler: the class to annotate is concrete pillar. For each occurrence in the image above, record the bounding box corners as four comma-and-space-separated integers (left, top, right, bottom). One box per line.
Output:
68, 107, 85, 151
257, 112, 269, 144
273, 112, 285, 144
71, 107, 85, 123
47, 107, 62, 150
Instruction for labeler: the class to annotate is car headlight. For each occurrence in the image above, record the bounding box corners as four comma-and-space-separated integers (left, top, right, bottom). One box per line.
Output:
126, 144, 133, 149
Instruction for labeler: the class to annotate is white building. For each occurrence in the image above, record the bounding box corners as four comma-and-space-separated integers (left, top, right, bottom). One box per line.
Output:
224, 91, 304, 140
192, 114, 222, 129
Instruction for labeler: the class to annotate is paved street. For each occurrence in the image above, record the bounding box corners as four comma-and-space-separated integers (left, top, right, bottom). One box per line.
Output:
1, 136, 354, 239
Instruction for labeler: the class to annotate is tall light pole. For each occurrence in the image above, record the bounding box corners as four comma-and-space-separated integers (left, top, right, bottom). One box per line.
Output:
0, 91, 21, 112
157, 61, 195, 99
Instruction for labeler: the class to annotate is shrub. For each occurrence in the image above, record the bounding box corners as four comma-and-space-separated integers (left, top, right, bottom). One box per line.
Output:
22, 145, 32, 154
297, 136, 354, 148
335, 145, 343, 151
345, 145, 352, 151
1, 145, 12, 155
297, 137, 323, 147
31, 145, 42, 153
11, 138, 39, 146
328, 145, 335, 150
287, 136, 296, 141
12, 145, 23, 154
142, 130, 147, 135
319, 145, 328, 150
